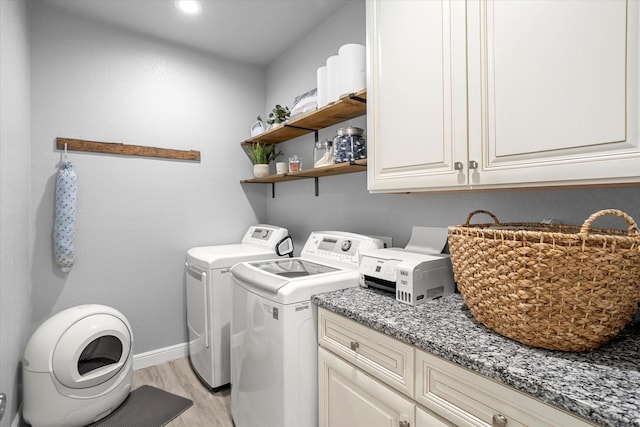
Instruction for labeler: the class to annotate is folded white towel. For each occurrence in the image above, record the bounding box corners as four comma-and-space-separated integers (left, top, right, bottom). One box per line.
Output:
54, 161, 77, 272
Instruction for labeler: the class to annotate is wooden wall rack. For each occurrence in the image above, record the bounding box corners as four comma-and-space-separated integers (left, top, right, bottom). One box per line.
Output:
56, 137, 200, 161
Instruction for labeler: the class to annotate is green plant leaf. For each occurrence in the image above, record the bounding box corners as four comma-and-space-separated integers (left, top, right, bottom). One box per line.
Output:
245, 142, 282, 164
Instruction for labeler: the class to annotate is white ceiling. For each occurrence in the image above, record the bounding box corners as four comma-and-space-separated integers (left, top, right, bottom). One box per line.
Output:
39, 0, 351, 66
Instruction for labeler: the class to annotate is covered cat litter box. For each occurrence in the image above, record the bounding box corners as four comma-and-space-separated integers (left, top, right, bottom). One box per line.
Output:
22, 304, 133, 427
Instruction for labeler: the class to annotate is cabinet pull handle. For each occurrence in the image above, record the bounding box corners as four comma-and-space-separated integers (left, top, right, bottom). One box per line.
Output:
492, 413, 508, 427
454, 161, 464, 171
468, 160, 478, 170
350, 341, 359, 351
399, 421, 410, 427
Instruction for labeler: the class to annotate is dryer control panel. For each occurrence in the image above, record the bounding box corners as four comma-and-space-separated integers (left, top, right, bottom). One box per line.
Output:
242, 224, 289, 248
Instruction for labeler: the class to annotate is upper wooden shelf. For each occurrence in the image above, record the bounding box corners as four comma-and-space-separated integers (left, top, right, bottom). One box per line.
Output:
241, 89, 367, 145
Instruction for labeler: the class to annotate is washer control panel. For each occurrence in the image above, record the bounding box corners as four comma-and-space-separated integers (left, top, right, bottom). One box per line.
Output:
302, 231, 383, 266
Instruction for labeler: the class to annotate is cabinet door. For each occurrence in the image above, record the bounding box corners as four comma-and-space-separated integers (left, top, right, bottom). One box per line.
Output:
318, 308, 414, 398
319, 347, 415, 427
467, 0, 640, 187
367, 0, 469, 192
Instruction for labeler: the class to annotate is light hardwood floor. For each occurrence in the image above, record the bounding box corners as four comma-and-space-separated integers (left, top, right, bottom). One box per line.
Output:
132, 357, 234, 427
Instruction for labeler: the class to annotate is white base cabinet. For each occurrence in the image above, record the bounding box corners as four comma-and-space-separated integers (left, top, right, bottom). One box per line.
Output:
318, 308, 596, 427
367, 0, 640, 193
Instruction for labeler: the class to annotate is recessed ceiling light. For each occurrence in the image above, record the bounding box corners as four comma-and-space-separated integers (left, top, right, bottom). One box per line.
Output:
175, 0, 202, 16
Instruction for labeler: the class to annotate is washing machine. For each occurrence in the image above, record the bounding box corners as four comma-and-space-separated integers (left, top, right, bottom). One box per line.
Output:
22, 304, 133, 427
185, 224, 292, 389
230, 231, 384, 427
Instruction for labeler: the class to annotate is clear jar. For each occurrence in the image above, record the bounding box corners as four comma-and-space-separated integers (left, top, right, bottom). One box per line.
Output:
313, 139, 333, 167
288, 155, 302, 172
333, 126, 366, 163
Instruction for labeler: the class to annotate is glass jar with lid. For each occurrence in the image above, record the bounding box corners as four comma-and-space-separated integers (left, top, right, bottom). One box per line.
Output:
313, 139, 333, 168
333, 126, 366, 163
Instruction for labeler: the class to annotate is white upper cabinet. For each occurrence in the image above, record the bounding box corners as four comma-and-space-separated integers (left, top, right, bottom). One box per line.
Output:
367, 0, 640, 193
367, 0, 469, 191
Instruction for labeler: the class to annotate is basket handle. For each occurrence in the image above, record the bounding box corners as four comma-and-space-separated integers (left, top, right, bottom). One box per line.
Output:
465, 210, 500, 225
579, 209, 640, 236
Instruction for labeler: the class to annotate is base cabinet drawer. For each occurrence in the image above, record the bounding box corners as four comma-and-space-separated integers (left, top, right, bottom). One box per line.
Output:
318, 308, 414, 397
319, 347, 415, 427
415, 350, 596, 427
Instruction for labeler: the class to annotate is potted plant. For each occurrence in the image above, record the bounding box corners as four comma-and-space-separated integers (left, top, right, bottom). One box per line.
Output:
245, 142, 283, 177
266, 105, 291, 127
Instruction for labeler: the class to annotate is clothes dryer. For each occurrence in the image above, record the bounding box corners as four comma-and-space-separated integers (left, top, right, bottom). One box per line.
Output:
230, 231, 383, 427
185, 224, 292, 389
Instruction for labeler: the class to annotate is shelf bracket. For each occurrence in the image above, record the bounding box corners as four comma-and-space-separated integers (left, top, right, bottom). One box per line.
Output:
349, 94, 367, 104
284, 124, 318, 132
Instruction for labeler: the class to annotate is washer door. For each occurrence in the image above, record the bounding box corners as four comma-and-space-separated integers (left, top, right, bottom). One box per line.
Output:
53, 314, 131, 389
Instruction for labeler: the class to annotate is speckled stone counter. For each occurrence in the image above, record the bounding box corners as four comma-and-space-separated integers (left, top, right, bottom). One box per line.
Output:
312, 287, 640, 427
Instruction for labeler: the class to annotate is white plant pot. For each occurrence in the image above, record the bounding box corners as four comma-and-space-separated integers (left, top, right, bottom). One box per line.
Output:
253, 164, 270, 178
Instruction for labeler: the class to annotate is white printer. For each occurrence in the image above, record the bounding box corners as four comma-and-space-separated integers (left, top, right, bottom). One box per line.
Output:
359, 248, 456, 306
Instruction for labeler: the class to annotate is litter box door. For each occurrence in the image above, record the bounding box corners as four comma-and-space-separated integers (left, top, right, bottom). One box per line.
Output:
53, 313, 132, 389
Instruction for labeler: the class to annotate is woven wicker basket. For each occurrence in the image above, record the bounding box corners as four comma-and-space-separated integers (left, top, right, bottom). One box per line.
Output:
447, 209, 640, 351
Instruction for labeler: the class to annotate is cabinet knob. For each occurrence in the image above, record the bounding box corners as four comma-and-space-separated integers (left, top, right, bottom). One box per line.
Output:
454, 161, 464, 171
399, 421, 410, 427
350, 341, 359, 351
468, 160, 479, 170
492, 413, 508, 427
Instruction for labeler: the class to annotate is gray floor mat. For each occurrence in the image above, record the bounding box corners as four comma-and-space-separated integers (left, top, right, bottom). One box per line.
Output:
91, 385, 193, 427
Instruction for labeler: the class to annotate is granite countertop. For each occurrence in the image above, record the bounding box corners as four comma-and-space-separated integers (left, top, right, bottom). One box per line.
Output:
312, 287, 640, 427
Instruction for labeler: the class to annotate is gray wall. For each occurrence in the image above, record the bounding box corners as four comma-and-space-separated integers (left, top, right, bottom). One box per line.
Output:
263, 0, 640, 250
2, 1, 639, 425
28, 3, 266, 356
0, 0, 32, 425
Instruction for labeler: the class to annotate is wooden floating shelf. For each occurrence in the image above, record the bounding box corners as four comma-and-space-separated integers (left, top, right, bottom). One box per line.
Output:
241, 90, 367, 146
56, 137, 201, 161
241, 160, 367, 184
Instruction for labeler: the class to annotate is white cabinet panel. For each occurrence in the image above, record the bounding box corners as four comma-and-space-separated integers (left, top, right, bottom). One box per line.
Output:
318, 307, 414, 397
318, 347, 415, 427
490, 1, 626, 154
367, 0, 469, 191
468, 0, 640, 187
415, 349, 596, 427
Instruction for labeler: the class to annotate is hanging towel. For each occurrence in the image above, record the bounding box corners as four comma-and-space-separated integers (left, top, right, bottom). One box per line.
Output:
54, 161, 77, 272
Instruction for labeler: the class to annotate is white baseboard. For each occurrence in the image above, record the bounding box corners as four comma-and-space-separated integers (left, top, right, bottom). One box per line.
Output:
133, 342, 188, 370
